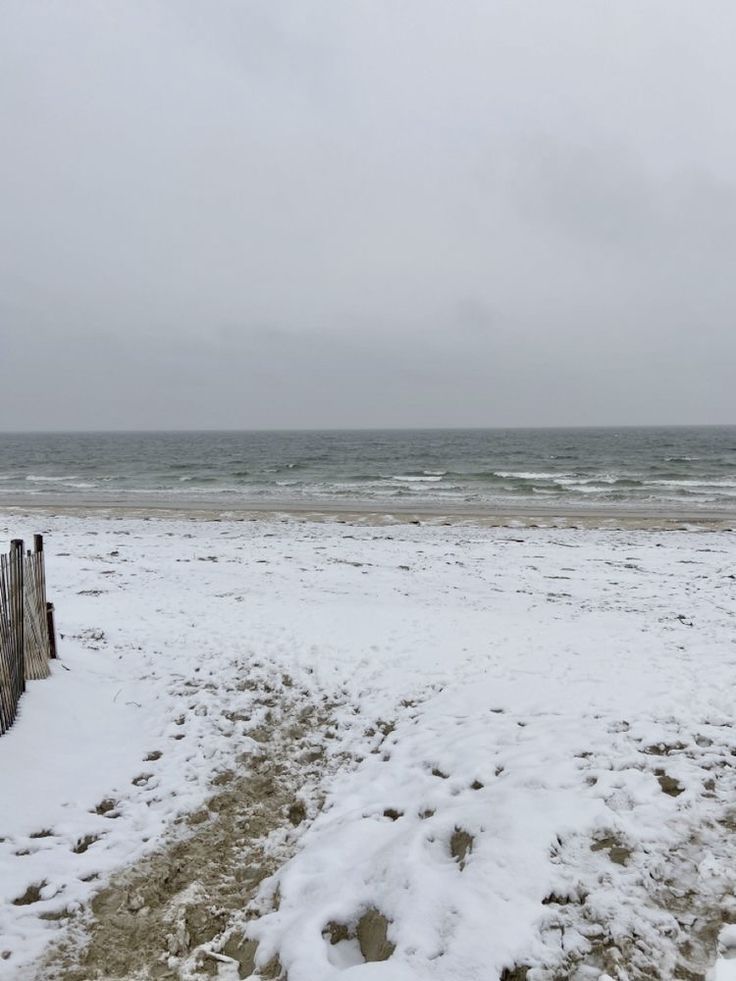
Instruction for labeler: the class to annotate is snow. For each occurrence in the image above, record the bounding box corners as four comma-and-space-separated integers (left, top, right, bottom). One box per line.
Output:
0, 511, 734, 979
715, 960, 736, 981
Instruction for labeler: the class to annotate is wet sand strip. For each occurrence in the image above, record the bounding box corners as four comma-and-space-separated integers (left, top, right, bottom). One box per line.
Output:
2, 497, 734, 531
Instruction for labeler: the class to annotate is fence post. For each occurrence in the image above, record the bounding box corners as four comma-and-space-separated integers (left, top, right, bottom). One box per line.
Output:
0, 555, 15, 734
9, 540, 25, 696
34, 533, 53, 660
47, 603, 57, 660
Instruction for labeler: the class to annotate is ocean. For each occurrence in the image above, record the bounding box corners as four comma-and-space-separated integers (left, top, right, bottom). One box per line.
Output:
0, 428, 734, 514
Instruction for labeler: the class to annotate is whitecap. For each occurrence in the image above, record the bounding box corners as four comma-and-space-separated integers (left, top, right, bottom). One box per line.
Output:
26, 474, 78, 482
391, 474, 443, 482
495, 471, 565, 481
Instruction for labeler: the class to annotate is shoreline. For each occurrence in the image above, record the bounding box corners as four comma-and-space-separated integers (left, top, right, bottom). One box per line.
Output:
1, 496, 734, 531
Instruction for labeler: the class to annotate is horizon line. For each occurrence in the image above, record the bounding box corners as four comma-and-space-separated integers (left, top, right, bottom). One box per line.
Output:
1, 423, 735, 436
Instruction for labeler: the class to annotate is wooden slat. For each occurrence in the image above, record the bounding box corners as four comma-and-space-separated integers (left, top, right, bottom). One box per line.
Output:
24, 551, 50, 680
10, 541, 25, 698
0, 544, 26, 735
0, 554, 18, 734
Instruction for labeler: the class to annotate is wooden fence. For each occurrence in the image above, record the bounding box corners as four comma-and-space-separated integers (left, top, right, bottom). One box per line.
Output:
0, 535, 57, 736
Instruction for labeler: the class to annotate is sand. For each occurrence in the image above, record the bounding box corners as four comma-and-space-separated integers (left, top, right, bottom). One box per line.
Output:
1, 496, 734, 531
41, 674, 337, 980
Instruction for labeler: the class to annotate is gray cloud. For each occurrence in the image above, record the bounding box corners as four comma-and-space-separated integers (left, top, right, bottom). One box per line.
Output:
1, 0, 735, 429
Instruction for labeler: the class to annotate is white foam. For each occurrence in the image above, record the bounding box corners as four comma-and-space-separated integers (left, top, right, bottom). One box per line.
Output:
495, 471, 563, 481
391, 475, 444, 482
25, 475, 78, 483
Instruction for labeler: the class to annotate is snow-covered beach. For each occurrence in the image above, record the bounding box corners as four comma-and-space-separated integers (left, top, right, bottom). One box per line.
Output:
4, 0, 735, 974
1, 508, 735, 980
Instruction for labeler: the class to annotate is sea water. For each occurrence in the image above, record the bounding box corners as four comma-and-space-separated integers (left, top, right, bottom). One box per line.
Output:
0, 428, 734, 513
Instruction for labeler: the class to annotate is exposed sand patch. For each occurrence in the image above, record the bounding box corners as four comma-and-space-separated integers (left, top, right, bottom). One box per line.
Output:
449, 828, 474, 870
356, 908, 396, 963
38, 681, 341, 981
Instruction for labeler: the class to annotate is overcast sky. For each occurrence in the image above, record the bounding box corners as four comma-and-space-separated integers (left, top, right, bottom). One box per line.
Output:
1, 1, 735, 430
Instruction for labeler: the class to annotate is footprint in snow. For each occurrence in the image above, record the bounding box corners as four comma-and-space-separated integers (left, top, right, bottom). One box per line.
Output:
93, 799, 120, 818
72, 833, 102, 854
12, 881, 49, 906
655, 770, 685, 796
450, 828, 474, 870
